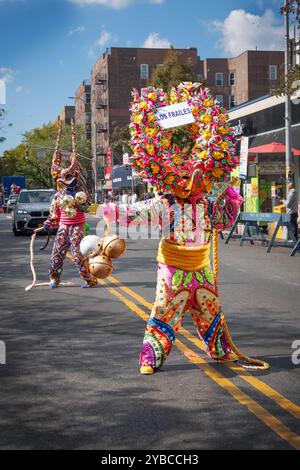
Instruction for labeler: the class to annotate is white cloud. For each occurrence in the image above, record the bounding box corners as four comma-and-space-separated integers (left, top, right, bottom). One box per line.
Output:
0, 67, 14, 84
69, 0, 135, 9
150, 0, 164, 4
68, 25, 86, 36
16, 85, 24, 93
213, 9, 284, 56
88, 27, 116, 57
142, 32, 171, 49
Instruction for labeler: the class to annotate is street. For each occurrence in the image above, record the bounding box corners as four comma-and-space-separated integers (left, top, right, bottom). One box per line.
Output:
0, 212, 300, 450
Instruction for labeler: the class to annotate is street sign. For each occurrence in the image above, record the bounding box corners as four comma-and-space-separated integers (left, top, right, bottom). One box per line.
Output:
239, 136, 249, 179
37, 149, 46, 158
123, 153, 130, 165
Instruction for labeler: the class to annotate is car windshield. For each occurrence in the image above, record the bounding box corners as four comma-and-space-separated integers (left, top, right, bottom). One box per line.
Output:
18, 191, 54, 204
9, 195, 18, 200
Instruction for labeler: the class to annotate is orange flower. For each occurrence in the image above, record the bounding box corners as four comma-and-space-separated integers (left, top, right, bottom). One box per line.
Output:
212, 168, 224, 178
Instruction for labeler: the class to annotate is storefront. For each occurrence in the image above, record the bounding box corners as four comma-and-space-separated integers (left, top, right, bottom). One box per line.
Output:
229, 94, 300, 212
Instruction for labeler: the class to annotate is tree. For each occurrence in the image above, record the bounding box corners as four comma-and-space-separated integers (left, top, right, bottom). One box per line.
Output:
149, 48, 196, 94
0, 122, 92, 189
0, 108, 13, 145
278, 1, 300, 95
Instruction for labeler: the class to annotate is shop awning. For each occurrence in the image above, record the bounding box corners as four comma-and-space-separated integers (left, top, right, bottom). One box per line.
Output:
249, 141, 300, 155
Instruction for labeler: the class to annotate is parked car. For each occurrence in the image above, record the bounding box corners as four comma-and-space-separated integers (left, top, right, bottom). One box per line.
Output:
6, 194, 18, 213
12, 189, 55, 236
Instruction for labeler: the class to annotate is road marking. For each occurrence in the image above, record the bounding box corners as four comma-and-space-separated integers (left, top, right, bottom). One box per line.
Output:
65, 254, 300, 448
98, 277, 300, 450
107, 274, 300, 421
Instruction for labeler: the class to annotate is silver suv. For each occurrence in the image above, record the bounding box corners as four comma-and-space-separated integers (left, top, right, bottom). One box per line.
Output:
12, 189, 55, 236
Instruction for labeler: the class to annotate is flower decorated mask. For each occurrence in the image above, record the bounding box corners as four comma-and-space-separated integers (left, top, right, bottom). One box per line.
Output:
129, 82, 238, 196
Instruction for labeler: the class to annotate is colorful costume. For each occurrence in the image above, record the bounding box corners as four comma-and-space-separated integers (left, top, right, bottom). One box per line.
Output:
103, 82, 269, 373
44, 119, 96, 288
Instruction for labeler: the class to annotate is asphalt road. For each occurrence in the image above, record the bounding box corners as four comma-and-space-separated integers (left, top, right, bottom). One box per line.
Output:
0, 213, 299, 450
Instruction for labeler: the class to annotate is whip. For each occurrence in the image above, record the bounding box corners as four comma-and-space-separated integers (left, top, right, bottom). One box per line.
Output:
25, 228, 73, 291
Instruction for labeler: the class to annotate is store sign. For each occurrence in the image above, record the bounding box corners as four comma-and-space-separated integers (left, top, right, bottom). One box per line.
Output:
239, 136, 249, 179
259, 162, 286, 175
156, 102, 195, 129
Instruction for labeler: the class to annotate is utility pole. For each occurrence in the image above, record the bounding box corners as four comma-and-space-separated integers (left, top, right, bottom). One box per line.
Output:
284, 0, 293, 192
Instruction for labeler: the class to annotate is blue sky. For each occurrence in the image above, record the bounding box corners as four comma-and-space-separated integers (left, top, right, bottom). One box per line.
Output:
0, 0, 284, 151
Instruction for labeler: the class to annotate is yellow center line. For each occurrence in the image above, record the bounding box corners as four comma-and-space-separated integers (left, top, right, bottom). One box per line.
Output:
107, 274, 300, 422
98, 277, 300, 450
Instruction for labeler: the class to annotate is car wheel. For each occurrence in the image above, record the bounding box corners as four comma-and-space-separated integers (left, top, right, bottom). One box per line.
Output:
13, 223, 22, 236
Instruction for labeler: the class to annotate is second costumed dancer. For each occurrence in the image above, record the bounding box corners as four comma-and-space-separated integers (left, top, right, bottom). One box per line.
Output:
103, 82, 269, 374
44, 119, 97, 288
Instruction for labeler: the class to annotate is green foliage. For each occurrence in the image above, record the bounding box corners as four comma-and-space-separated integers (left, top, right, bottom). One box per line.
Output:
0, 122, 92, 189
278, 1, 300, 95
149, 49, 196, 94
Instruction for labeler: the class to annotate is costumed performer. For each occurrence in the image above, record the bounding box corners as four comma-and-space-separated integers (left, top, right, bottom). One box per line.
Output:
102, 82, 269, 374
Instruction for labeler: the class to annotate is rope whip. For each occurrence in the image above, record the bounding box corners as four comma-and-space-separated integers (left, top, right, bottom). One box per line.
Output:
212, 228, 269, 370
25, 228, 73, 291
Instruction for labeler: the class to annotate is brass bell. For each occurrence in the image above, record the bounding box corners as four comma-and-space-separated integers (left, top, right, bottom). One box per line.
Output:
102, 235, 126, 259
89, 255, 113, 279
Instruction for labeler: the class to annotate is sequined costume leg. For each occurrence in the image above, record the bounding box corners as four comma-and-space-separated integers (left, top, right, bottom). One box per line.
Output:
69, 224, 97, 286
49, 225, 70, 285
190, 283, 237, 361
139, 265, 189, 370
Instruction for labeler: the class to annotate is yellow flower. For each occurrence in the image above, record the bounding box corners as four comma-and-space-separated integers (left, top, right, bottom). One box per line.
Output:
219, 126, 229, 135
202, 130, 212, 141
212, 168, 224, 178
147, 113, 156, 123
151, 163, 160, 174
133, 114, 143, 124
148, 93, 157, 101
138, 101, 148, 110
164, 175, 175, 184
146, 127, 158, 137
161, 139, 170, 149
146, 144, 155, 155
213, 151, 224, 160
172, 156, 182, 165
203, 98, 214, 107
200, 114, 211, 124
170, 91, 178, 103
220, 141, 229, 150
198, 150, 208, 160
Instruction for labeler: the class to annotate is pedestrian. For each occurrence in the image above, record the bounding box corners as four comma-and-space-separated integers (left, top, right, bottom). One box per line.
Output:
131, 191, 138, 204
121, 189, 128, 204
284, 182, 298, 239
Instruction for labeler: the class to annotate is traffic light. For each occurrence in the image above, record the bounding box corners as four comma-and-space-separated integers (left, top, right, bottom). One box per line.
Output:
24, 148, 29, 161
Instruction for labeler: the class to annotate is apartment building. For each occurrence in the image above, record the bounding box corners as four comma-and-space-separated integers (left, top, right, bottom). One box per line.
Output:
74, 81, 91, 140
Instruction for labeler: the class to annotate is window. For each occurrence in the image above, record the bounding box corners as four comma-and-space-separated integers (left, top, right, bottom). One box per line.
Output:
229, 72, 235, 86
197, 73, 204, 82
229, 95, 236, 108
216, 95, 223, 106
269, 65, 277, 81
215, 73, 223, 86
140, 64, 149, 80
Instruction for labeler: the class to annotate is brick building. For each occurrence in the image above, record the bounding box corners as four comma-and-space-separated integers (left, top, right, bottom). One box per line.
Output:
74, 81, 91, 140
90, 46, 284, 189
56, 105, 75, 125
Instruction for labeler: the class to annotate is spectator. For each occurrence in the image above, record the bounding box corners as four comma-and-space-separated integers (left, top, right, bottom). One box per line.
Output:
284, 183, 298, 239
121, 190, 128, 204
131, 191, 138, 204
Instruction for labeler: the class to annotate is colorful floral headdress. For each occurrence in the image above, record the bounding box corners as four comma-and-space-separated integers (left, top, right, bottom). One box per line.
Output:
129, 82, 238, 193
51, 118, 81, 190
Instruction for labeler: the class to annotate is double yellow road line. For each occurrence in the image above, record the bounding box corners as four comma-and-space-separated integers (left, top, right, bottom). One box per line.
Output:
100, 274, 300, 450
66, 252, 300, 449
